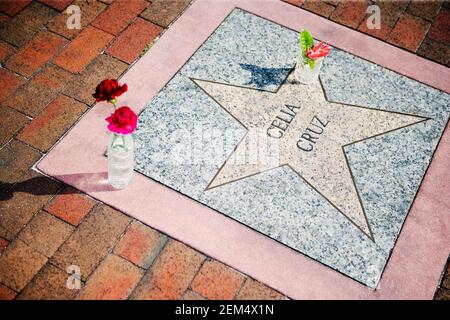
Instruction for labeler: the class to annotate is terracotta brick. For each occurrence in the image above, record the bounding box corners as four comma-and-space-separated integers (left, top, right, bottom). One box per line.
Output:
0, 105, 29, 147
0, 0, 32, 16
0, 12, 9, 24
92, 0, 148, 35
114, 221, 167, 269
358, 16, 393, 41
51, 204, 131, 281
131, 240, 205, 300
435, 287, 450, 300
0, 237, 8, 254
0, 239, 47, 291
18, 263, 78, 300
140, 0, 191, 27
48, 0, 107, 39
373, 0, 410, 27
45, 186, 96, 226
54, 26, 113, 73
417, 37, 450, 64
443, 264, 450, 289
77, 254, 143, 300
407, 0, 443, 21
387, 14, 430, 52
64, 54, 128, 105
236, 278, 285, 300
282, 0, 304, 6
330, 0, 368, 28
0, 40, 15, 62
0, 283, 16, 300
17, 95, 88, 152
5, 31, 67, 77
3, 64, 72, 117
302, 0, 335, 18
0, 170, 61, 240
0, 2, 57, 47
0, 68, 25, 103
191, 260, 246, 300
0, 140, 41, 186
18, 211, 74, 257
182, 290, 206, 300
39, 0, 74, 11
428, 8, 450, 44
106, 18, 162, 64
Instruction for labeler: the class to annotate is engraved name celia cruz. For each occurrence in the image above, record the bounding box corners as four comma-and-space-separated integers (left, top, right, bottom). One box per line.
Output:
266, 104, 329, 152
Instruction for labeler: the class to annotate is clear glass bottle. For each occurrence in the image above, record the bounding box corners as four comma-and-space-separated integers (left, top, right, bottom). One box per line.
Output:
295, 56, 323, 84
108, 133, 134, 189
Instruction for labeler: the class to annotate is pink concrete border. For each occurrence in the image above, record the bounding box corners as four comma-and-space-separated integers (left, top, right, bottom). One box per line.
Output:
37, 0, 450, 299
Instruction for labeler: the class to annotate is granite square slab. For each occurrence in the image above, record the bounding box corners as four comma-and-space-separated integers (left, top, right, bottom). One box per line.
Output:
36, 0, 450, 299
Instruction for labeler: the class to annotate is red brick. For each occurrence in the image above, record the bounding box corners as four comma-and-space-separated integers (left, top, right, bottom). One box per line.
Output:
54, 26, 113, 73
92, 0, 148, 35
77, 254, 143, 300
0, 141, 41, 186
18, 263, 78, 300
182, 290, 206, 300
0, 239, 47, 291
48, 0, 107, 39
191, 260, 246, 300
0, 0, 32, 16
417, 37, 450, 65
0, 170, 61, 240
387, 14, 430, 52
64, 54, 128, 105
358, 16, 393, 40
428, 8, 450, 44
5, 31, 67, 77
407, 0, 443, 21
302, 0, 335, 18
38, 0, 74, 11
0, 2, 57, 47
435, 287, 450, 300
0, 105, 29, 146
0, 284, 16, 300
0, 40, 15, 62
106, 18, 162, 64
236, 278, 285, 300
282, 0, 305, 6
374, 0, 410, 27
140, 0, 191, 28
51, 204, 131, 281
17, 95, 88, 152
3, 64, 72, 117
330, 0, 368, 29
18, 211, 74, 257
114, 221, 167, 268
131, 240, 205, 300
45, 187, 96, 226
0, 237, 9, 255
0, 68, 24, 103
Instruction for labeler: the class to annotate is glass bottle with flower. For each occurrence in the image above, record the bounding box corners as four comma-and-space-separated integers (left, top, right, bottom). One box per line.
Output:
93, 79, 138, 189
295, 29, 332, 84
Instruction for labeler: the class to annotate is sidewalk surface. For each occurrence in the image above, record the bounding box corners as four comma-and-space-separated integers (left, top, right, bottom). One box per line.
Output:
0, 0, 449, 300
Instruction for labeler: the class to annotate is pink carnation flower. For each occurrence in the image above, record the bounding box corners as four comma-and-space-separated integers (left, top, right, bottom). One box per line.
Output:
106, 106, 138, 135
306, 42, 332, 59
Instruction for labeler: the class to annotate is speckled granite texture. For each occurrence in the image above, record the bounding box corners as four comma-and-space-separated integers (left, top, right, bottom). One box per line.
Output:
134, 9, 450, 288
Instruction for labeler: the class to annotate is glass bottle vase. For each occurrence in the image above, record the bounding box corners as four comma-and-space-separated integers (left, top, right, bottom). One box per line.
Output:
107, 133, 134, 189
295, 56, 323, 84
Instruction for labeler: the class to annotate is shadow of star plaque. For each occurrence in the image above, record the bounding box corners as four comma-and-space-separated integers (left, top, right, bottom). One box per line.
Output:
134, 9, 450, 288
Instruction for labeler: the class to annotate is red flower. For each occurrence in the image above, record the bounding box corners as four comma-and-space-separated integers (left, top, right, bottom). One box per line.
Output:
93, 79, 128, 103
106, 106, 138, 134
306, 42, 332, 59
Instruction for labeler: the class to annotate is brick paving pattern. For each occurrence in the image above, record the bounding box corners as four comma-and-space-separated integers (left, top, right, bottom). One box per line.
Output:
0, 0, 448, 300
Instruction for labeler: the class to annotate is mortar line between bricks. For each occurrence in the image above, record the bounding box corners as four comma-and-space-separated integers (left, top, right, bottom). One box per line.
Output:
126, 236, 172, 300
233, 274, 249, 300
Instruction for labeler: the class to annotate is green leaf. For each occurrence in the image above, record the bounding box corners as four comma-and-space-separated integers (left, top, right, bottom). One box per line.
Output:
299, 29, 314, 57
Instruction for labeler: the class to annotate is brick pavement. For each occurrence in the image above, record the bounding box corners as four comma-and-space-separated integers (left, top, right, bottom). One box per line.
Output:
0, 0, 448, 300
